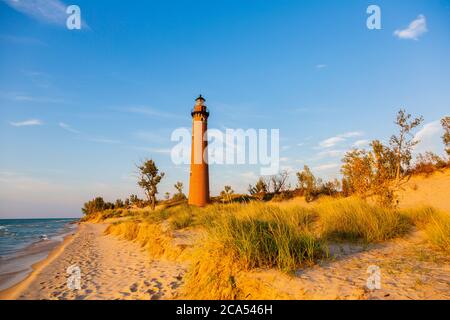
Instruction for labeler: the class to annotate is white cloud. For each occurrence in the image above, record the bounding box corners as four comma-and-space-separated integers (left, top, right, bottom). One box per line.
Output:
240, 171, 258, 180
318, 131, 363, 148
88, 138, 121, 145
58, 122, 123, 145
10, 119, 43, 127
316, 64, 327, 69
340, 131, 363, 138
0, 35, 46, 46
394, 15, 427, 40
124, 106, 186, 119
132, 146, 172, 154
413, 120, 444, 155
353, 139, 370, 148
0, 91, 64, 103
317, 149, 345, 158
133, 131, 167, 143
313, 163, 339, 171
319, 136, 345, 148
2, 0, 89, 28
59, 122, 80, 134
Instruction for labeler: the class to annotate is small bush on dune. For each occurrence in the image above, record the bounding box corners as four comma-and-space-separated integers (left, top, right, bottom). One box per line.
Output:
317, 198, 410, 242
169, 211, 193, 230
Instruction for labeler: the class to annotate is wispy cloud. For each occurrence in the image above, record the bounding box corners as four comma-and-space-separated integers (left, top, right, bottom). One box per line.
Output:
133, 131, 167, 143
131, 146, 172, 154
316, 64, 327, 69
0, 34, 46, 46
0, 91, 64, 104
318, 131, 363, 148
413, 120, 444, 155
353, 139, 370, 148
10, 119, 43, 127
59, 122, 80, 134
58, 121, 121, 145
313, 163, 339, 172
394, 15, 427, 40
317, 149, 345, 158
124, 106, 186, 119
2, 0, 88, 28
87, 138, 121, 144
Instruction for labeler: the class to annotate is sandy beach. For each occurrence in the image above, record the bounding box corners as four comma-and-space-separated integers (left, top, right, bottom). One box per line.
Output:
1, 217, 449, 300
0, 223, 186, 300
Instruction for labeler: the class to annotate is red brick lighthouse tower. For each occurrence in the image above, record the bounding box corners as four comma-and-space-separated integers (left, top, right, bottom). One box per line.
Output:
188, 95, 210, 207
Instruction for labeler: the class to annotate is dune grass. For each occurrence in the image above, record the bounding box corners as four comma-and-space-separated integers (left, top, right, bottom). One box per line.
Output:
183, 203, 322, 299
402, 206, 450, 252
316, 197, 411, 243
105, 220, 186, 259
211, 204, 322, 271
100, 196, 449, 299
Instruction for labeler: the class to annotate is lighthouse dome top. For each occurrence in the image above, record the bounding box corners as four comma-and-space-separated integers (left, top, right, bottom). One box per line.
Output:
195, 94, 205, 102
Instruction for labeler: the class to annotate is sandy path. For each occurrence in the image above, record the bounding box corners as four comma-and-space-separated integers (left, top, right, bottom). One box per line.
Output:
11, 223, 186, 300
250, 231, 450, 300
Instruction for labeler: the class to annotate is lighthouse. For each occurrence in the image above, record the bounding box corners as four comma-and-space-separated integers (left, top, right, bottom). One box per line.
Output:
188, 95, 210, 207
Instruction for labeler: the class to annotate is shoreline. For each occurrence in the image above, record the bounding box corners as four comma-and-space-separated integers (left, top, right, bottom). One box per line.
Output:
0, 225, 80, 300
0, 222, 187, 300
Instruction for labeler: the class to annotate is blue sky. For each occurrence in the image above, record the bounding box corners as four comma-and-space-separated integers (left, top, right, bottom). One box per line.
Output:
1, 0, 449, 218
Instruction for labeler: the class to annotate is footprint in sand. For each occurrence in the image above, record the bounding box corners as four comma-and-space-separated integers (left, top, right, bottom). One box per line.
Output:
129, 283, 138, 292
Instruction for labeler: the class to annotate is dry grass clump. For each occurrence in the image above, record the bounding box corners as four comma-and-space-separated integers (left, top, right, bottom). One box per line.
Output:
184, 239, 290, 300
211, 203, 322, 270
402, 206, 450, 252
317, 197, 410, 242
105, 220, 186, 259
183, 203, 323, 299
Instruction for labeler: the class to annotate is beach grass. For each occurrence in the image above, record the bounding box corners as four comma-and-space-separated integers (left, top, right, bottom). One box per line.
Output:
99, 194, 449, 299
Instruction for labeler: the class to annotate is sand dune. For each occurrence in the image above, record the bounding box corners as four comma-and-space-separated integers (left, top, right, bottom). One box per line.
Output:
398, 169, 450, 212
248, 230, 450, 300
0, 223, 186, 300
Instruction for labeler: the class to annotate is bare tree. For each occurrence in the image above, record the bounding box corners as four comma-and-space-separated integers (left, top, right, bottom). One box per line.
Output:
174, 181, 184, 195
270, 170, 290, 194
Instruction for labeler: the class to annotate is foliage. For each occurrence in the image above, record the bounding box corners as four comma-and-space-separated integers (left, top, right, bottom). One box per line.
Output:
220, 185, 234, 203
137, 159, 164, 210
411, 152, 447, 176
389, 109, 423, 185
248, 177, 268, 198
82, 197, 114, 216
441, 116, 450, 156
